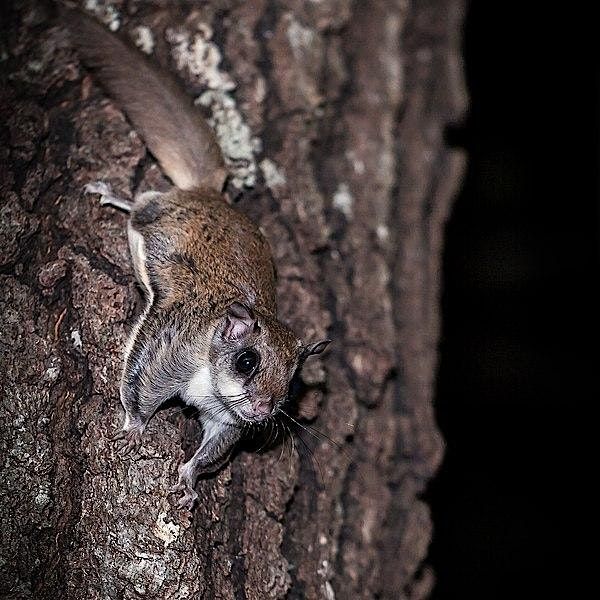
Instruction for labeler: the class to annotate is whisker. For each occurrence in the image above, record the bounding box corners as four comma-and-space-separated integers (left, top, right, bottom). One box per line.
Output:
256, 420, 275, 453
289, 424, 297, 477
292, 426, 325, 485
279, 409, 358, 484
282, 420, 295, 476
268, 418, 279, 449
277, 421, 286, 463
165, 400, 247, 424
279, 409, 352, 459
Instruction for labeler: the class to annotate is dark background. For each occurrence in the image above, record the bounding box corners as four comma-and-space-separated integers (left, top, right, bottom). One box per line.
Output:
428, 3, 597, 598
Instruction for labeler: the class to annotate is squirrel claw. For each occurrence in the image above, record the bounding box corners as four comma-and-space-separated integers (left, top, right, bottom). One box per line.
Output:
176, 487, 198, 511
111, 428, 143, 456
169, 480, 184, 494
170, 474, 198, 511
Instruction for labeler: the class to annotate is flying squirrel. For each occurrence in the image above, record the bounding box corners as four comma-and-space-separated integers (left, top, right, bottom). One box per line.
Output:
63, 8, 330, 510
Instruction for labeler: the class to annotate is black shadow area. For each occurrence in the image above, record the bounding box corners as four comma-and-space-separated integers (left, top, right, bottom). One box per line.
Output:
427, 3, 598, 598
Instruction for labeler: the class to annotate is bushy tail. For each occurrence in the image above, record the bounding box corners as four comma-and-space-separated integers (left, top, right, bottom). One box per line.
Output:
63, 8, 227, 192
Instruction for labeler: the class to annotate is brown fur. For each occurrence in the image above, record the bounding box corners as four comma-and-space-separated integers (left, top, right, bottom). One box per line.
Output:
131, 188, 277, 316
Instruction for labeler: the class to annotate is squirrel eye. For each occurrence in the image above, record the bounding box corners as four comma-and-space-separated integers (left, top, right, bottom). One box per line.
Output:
235, 349, 259, 375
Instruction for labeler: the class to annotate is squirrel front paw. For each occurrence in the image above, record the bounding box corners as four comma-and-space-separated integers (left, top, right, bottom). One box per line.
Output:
84, 181, 133, 212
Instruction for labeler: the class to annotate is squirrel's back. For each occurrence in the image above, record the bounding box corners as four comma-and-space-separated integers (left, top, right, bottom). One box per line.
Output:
130, 188, 277, 314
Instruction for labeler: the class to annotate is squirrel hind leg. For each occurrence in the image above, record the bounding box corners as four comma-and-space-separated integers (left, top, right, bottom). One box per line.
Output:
84, 181, 133, 213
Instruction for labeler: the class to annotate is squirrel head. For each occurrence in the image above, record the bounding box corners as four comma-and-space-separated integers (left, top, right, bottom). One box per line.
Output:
208, 302, 330, 422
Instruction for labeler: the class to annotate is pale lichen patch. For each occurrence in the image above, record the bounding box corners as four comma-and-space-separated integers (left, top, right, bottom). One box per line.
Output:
332, 183, 354, 218
166, 24, 235, 91
152, 511, 180, 547
361, 506, 376, 544
43, 366, 60, 383
346, 150, 366, 175
324, 581, 336, 600
84, 0, 120, 32
34, 487, 51, 508
167, 24, 259, 188
71, 329, 83, 351
260, 158, 286, 190
286, 16, 316, 60
376, 224, 390, 242
197, 90, 260, 188
133, 26, 154, 55
317, 559, 330, 578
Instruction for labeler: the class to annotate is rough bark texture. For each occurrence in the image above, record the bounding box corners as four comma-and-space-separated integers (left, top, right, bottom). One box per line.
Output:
0, 1, 466, 598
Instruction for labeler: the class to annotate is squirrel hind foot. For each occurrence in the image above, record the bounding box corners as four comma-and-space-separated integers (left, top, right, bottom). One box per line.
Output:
111, 427, 144, 456
170, 476, 199, 511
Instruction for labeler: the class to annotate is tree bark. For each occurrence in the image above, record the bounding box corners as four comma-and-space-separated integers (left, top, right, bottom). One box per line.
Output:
0, 1, 466, 598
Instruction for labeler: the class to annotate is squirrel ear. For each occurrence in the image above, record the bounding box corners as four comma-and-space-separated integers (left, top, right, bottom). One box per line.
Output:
223, 302, 256, 341
301, 339, 331, 358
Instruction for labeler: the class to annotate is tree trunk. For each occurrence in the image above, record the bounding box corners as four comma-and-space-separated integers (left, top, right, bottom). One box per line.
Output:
0, 1, 466, 598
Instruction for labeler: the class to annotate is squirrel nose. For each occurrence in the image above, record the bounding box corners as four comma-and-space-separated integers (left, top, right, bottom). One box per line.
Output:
252, 397, 273, 416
